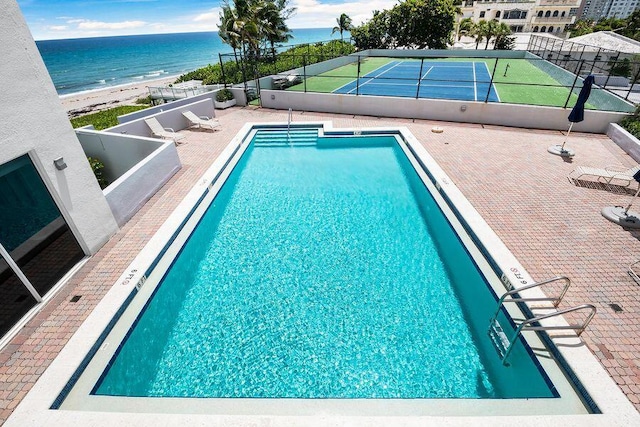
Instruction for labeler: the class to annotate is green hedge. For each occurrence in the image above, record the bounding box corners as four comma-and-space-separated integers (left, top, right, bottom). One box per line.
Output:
70, 105, 149, 130
175, 40, 356, 86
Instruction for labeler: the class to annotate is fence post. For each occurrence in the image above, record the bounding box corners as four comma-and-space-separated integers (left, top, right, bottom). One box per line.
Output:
303, 55, 307, 93
219, 53, 227, 88
603, 56, 618, 89
563, 60, 583, 108
590, 48, 601, 74
356, 56, 361, 96
415, 58, 424, 99
485, 58, 500, 103
626, 64, 640, 101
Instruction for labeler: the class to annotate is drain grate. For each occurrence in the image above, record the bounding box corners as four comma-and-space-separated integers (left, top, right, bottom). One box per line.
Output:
70, 295, 82, 303
609, 303, 623, 312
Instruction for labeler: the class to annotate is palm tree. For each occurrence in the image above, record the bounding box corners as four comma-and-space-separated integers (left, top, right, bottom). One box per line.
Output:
473, 20, 489, 49
492, 22, 512, 50
332, 13, 353, 41
219, 4, 242, 65
257, 0, 295, 58
483, 20, 499, 49
457, 17, 474, 41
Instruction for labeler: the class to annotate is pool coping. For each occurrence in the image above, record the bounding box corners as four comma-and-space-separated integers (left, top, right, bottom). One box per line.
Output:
5, 122, 640, 426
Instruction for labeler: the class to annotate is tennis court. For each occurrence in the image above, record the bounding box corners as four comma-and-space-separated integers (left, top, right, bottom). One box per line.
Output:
332, 60, 500, 102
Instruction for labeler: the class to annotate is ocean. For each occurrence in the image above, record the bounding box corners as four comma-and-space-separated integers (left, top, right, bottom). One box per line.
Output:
35, 29, 340, 96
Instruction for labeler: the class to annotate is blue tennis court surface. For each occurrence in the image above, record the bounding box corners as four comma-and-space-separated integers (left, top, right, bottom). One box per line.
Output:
333, 60, 500, 102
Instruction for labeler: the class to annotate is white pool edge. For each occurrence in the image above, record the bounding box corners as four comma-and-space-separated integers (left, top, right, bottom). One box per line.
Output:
5, 122, 639, 427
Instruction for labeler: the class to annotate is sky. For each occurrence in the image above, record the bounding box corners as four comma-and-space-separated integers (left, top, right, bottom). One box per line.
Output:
16, 0, 397, 40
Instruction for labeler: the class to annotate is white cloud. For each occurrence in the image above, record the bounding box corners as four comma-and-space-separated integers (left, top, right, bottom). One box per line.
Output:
288, 0, 396, 28
194, 11, 219, 23
48, 25, 68, 31
76, 20, 147, 30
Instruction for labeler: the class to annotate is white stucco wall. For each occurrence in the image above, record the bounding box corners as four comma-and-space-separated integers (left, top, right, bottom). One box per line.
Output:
0, 0, 119, 254
262, 90, 627, 133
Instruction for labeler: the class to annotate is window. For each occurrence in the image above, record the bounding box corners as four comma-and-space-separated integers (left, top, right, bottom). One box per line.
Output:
549, 26, 554, 32
495, 11, 501, 18
561, 11, 566, 17
545, 10, 551, 17
569, 7, 578, 16
541, 26, 547, 31
504, 9, 527, 19
538, 11, 543, 17
533, 26, 539, 32
552, 10, 559, 17
480, 11, 486, 17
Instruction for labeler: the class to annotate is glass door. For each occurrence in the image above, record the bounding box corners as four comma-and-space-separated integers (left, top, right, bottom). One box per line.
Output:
0, 154, 85, 337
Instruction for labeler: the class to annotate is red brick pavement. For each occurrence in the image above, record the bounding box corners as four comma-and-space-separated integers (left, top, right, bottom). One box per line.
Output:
1, 107, 639, 423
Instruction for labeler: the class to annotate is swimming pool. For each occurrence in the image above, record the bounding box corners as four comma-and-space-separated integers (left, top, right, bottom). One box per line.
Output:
55, 124, 594, 417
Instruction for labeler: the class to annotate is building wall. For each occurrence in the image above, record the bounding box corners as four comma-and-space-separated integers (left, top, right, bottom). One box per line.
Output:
581, 0, 640, 19
0, 0, 119, 254
461, 0, 580, 34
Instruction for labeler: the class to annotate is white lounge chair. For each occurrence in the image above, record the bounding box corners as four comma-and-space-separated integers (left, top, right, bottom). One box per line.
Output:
182, 111, 220, 131
144, 117, 186, 145
568, 164, 640, 188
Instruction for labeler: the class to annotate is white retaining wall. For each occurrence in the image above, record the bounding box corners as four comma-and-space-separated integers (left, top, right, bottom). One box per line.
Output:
76, 129, 181, 227
607, 123, 640, 162
109, 98, 216, 137
262, 90, 626, 133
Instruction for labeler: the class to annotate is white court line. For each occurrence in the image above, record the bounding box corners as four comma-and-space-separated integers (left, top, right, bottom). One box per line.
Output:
420, 66, 434, 81
482, 61, 501, 102
347, 61, 405, 94
472, 62, 478, 101
331, 59, 399, 93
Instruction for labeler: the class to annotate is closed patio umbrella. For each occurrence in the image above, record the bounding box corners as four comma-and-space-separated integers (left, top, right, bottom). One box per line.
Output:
602, 169, 640, 229
548, 75, 595, 158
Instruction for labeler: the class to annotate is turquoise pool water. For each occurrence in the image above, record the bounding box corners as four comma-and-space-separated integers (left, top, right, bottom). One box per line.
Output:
94, 131, 555, 399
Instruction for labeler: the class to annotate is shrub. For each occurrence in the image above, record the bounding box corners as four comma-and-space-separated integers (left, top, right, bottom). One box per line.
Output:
70, 105, 149, 130
216, 88, 234, 102
135, 95, 152, 105
87, 156, 109, 189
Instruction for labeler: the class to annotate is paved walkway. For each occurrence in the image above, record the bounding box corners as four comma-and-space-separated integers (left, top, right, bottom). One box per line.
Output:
1, 107, 639, 423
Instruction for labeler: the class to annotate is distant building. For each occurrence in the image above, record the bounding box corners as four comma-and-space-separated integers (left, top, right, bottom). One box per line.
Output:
460, 0, 581, 35
580, 0, 640, 19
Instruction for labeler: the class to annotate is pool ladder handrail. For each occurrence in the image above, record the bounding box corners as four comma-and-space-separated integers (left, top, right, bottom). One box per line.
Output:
490, 304, 596, 365
287, 108, 292, 143
491, 276, 571, 322
488, 276, 596, 365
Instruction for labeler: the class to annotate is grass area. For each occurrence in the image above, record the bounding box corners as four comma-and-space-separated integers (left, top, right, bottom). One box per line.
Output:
287, 56, 585, 108
287, 57, 393, 93
70, 105, 150, 130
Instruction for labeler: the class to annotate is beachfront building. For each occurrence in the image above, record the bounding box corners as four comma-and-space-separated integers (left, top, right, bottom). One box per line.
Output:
460, 0, 581, 34
580, 0, 640, 19
0, 1, 119, 343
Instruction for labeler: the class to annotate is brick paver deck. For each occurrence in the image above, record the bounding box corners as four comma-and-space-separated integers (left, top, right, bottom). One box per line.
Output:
1, 106, 640, 423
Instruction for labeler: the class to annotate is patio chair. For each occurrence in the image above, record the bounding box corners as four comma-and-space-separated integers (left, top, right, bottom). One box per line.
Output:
144, 117, 186, 145
182, 111, 220, 132
567, 164, 640, 188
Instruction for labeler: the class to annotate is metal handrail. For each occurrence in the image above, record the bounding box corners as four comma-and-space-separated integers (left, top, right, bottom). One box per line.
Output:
629, 259, 640, 285
287, 108, 292, 142
490, 276, 571, 323
499, 304, 596, 364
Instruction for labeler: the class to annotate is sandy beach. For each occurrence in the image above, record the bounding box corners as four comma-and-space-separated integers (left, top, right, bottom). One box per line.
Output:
61, 75, 178, 117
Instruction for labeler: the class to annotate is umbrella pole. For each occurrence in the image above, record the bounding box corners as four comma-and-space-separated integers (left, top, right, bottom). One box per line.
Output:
559, 122, 574, 151
624, 184, 640, 214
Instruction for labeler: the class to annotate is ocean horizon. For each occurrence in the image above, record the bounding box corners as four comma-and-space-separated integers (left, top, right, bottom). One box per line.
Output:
35, 29, 341, 96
